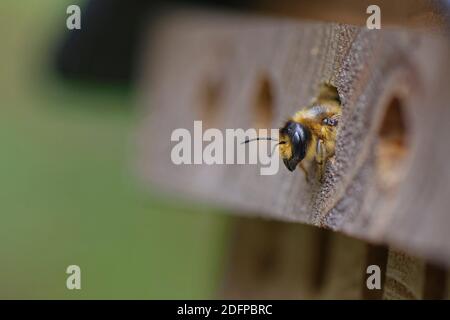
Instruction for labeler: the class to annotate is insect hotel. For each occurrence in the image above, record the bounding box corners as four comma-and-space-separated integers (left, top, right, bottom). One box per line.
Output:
137, 1, 450, 299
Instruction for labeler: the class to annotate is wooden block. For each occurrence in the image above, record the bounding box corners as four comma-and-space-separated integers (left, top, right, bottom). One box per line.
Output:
137, 10, 450, 267
219, 217, 320, 299
219, 217, 367, 299
316, 231, 367, 299
383, 249, 425, 299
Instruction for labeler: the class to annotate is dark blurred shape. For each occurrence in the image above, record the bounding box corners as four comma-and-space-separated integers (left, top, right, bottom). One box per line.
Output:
56, 0, 157, 83
55, 0, 259, 83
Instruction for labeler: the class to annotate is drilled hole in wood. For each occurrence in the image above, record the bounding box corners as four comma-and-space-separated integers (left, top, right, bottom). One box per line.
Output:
253, 76, 274, 129
198, 77, 223, 127
376, 96, 409, 191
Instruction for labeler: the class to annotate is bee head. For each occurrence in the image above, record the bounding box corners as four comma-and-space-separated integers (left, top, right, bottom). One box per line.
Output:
279, 121, 311, 172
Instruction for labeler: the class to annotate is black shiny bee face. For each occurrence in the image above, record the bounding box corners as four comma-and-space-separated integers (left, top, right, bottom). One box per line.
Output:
279, 121, 311, 172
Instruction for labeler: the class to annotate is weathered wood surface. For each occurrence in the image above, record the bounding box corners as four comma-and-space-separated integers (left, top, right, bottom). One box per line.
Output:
219, 219, 367, 299
257, 0, 447, 30
137, 11, 450, 267
219, 218, 447, 299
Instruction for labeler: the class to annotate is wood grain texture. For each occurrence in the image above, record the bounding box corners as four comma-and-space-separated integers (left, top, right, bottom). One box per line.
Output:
137, 10, 450, 267
257, 0, 446, 31
383, 249, 426, 299
219, 218, 366, 299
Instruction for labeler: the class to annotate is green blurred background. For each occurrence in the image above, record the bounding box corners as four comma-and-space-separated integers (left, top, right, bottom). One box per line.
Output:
0, 0, 230, 299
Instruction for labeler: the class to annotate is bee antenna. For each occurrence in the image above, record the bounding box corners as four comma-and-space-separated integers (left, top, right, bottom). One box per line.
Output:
241, 137, 278, 145
270, 141, 286, 157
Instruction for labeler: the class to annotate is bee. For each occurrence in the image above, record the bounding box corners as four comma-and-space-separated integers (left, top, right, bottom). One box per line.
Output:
244, 83, 342, 181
